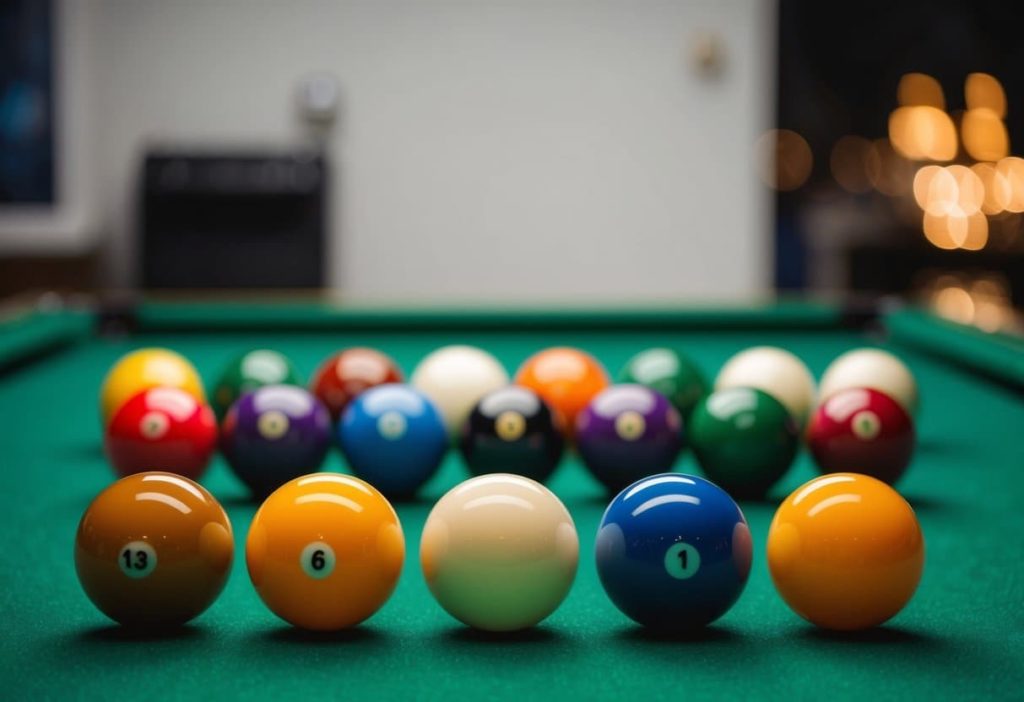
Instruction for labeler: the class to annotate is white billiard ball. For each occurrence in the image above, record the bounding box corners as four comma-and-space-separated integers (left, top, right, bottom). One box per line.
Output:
818, 348, 918, 415
411, 345, 509, 436
714, 346, 816, 424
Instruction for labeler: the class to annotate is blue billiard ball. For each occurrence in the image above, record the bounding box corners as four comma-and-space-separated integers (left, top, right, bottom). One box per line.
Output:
595, 473, 752, 630
338, 384, 448, 498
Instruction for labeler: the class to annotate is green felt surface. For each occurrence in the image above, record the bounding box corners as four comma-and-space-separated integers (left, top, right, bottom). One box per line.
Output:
1, 313, 1023, 700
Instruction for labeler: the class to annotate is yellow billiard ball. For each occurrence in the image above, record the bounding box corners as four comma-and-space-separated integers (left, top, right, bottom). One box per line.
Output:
420, 474, 579, 632
74, 472, 234, 627
246, 473, 405, 631
767, 473, 924, 631
100, 348, 206, 426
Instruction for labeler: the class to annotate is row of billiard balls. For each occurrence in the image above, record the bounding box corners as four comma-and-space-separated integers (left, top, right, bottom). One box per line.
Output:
75, 469, 924, 633
99, 344, 919, 499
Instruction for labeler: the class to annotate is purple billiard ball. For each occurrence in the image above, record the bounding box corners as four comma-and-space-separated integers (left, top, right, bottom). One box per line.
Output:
222, 384, 331, 496
576, 384, 684, 492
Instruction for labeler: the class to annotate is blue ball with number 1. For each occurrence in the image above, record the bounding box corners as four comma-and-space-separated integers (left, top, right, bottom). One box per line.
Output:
595, 473, 753, 629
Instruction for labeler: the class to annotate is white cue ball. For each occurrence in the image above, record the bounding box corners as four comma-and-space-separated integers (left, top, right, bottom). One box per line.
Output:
818, 348, 919, 415
714, 346, 816, 424
420, 474, 579, 632
411, 345, 510, 435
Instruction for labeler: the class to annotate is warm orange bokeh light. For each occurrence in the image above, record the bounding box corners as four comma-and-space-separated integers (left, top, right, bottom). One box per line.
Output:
756, 129, 813, 191
996, 157, 1024, 213
866, 139, 913, 196
889, 106, 957, 161
971, 162, 1011, 215
962, 108, 1009, 162
830, 135, 872, 193
965, 73, 1006, 118
897, 73, 945, 109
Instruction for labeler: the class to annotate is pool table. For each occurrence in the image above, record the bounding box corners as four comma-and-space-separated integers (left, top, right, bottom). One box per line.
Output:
1, 299, 1022, 700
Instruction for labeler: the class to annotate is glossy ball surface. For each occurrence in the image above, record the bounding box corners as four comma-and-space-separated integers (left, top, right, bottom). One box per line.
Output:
75, 472, 234, 627
807, 388, 915, 484
618, 347, 707, 419
338, 384, 448, 498
221, 385, 331, 496
104, 387, 218, 479
212, 349, 302, 418
100, 348, 205, 427
515, 347, 609, 437
411, 345, 510, 436
576, 385, 683, 493
311, 347, 403, 421
246, 473, 405, 631
689, 388, 800, 498
818, 348, 918, 415
714, 346, 815, 425
767, 473, 924, 631
421, 474, 579, 631
458, 386, 565, 483
596, 474, 752, 630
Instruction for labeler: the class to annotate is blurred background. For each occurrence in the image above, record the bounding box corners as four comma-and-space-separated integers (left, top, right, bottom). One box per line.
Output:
0, 0, 1021, 332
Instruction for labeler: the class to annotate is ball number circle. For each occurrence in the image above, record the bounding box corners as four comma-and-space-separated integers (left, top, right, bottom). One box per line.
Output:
299, 542, 337, 579
767, 473, 924, 631
118, 541, 158, 579
411, 345, 510, 436
595, 473, 752, 630
420, 474, 579, 632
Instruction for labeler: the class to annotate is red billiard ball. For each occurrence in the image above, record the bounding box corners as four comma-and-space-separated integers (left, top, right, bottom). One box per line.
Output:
310, 348, 403, 421
104, 387, 218, 479
806, 387, 915, 484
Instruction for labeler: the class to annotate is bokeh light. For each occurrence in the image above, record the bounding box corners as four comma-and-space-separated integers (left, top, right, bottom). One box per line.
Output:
897, 73, 945, 109
971, 162, 1011, 215
889, 106, 958, 161
829, 136, 872, 193
965, 73, 1006, 118
866, 139, 913, 195
756, 129, 813, 191
962, 108, 1009, 161
995, 157, 1024, 213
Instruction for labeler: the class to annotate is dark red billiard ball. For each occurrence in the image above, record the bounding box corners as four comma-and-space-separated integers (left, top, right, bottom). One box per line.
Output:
310, 348, 404, 421
104, 387, 218, 479
807, 387, 915, 484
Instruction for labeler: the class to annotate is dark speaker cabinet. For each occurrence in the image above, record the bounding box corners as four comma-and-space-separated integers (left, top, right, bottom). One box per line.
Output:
139, 152, 327, 289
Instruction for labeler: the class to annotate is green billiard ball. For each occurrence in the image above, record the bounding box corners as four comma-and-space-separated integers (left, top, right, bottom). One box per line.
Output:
689, 387, 799, 498
618, 348, 708, 419
212, 349, 303, 418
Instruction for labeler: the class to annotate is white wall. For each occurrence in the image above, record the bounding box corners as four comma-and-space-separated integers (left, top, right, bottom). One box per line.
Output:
86, 0, 774, 302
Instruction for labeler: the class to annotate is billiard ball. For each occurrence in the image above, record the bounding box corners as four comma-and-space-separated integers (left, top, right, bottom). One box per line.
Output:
515, 347, 610, 438
714, 346, 815, 425
338, 384, 448, 498
104, 387, 218, 479
75, 472, 234, 627
212, 349, 302, 418
421, 474, 578, 631
246, 473, 405, 631
310, 347, 404, 421
818, 348, 919, 415
689, 387, 799, 498
575, 385, 683, 493
596, 473, 752, 630
807, 387, 915, 484
99, 348, 206, 426
221, 385, 331, 496
411, 345, 510, 436
618, 347, 707, 419
767, 473, 924, 630
458, 386, 565, 483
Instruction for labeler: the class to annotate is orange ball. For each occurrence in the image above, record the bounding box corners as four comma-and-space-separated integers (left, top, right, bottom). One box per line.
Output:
767, 473, 924, 631
515, 347, 609, 437
246, 473, 405, 631
74, 472, 234, 627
